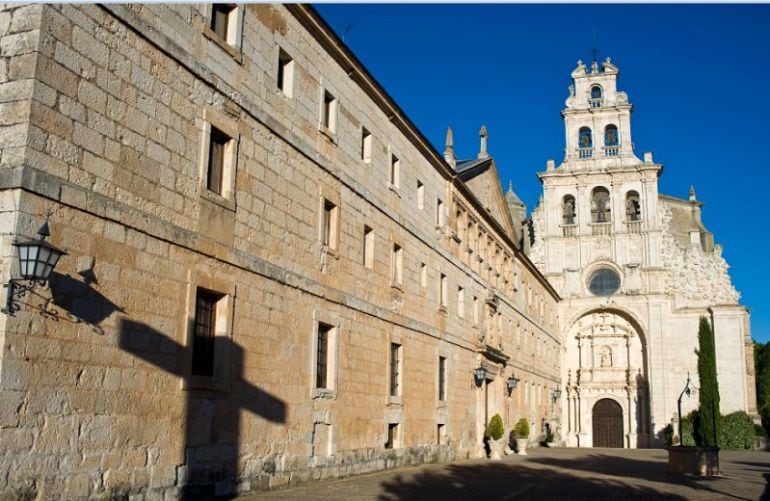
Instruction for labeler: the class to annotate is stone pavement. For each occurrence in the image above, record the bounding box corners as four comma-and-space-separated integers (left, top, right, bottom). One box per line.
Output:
241, 447, 770, 500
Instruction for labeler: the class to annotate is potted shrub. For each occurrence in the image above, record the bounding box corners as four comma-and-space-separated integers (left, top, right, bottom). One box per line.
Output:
513, 418, 530, 455
486, 414, 505, 460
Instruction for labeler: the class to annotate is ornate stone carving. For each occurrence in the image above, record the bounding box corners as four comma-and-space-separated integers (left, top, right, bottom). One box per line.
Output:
659, 204, 740, 304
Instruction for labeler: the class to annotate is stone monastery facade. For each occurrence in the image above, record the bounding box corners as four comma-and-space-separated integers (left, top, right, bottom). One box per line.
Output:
0, 3, 756, 500
529, 59, 757, 449
0, 4, 560, 499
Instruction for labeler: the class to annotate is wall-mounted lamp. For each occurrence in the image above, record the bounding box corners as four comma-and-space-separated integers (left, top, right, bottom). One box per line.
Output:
473, 366, 487, 387
506, 375, 520, 396
2, 220, 67, 316
552, 388, 562, 402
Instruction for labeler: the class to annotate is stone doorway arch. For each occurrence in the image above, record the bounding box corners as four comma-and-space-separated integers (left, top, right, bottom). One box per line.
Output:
592, 398, 623, 448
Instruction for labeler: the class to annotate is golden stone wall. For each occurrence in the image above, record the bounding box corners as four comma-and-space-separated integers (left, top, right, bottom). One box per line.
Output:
0, 4, 560, 499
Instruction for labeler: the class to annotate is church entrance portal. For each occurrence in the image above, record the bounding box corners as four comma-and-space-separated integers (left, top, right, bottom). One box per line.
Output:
592, 399, 623, 448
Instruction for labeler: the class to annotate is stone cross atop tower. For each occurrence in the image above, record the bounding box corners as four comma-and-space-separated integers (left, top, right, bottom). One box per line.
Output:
478, 125, 488, 159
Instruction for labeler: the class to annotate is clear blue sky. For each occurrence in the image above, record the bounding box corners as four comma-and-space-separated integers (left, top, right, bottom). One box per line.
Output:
315, 4, 770, 343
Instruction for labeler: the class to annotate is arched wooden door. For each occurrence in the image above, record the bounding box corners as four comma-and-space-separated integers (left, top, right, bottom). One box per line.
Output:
592, 399, 623, 448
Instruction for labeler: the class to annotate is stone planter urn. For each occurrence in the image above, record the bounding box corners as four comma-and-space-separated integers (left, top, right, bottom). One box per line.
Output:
515, 438, 529, 455
489, 438, 505, 460
667, 446, 720, 476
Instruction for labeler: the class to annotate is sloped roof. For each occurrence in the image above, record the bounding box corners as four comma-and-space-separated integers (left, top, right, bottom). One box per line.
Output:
455, 157, 494, 181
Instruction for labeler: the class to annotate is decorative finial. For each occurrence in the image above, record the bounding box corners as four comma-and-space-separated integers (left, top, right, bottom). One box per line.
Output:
37, 218, 51, 240
689, 185, 696, 202
478, 125, 488, 159
444, 126, 456, 168
508, 180, 513, 193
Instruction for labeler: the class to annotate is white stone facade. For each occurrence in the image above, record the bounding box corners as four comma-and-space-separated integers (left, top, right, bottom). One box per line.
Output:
529, 58, 757, 448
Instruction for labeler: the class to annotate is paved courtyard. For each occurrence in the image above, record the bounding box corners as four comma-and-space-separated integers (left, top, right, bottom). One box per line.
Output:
242, 447, 770, 500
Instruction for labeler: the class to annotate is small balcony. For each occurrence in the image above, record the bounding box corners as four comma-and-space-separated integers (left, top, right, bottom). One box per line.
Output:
626, 220, 642, 234
589, 98, 603, 108
604, 145, 620, 157
578, 147, 594, 159
561, 224, 578, 237
590, 222, 612, 236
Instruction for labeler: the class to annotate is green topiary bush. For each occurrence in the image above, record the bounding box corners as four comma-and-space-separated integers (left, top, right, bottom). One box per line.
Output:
513, 418, 530, 439
662, 411, 697, 447
719, 411, 755, 449
486, 414, 504, 441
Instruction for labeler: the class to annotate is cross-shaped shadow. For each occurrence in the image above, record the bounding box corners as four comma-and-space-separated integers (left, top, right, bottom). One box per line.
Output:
118, 318, 286, 499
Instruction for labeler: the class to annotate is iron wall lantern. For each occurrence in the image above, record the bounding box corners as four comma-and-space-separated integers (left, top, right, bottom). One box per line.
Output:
2, 220, 67, 315
552, 388, 562, 401
473, 366, 487, 387
506, 375, 519, 395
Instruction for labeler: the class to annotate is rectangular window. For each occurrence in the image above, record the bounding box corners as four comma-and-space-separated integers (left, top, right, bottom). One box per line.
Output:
385, 423, 398, 449
316, 322, 333, 389
361, 128, 372, 163
391, 243, 403, 286
363, 226, 374, 269
457, 286, 465, 318
389, 343, 401, 397
473, 295, 479, 325
277, 49, 294, 98
390, 154, 400, 188
436, 199, 444, 227
321, 199, 338, 249
438, 356, 447, 401
437, 424, 446, 445
191, 289, 222, 376
211, 4, 236, 41
207, 126, 230, 195
417, 181, 425, 209
439, 273, 447, 309
420, 262, 427, 287
321, 90, 337, 133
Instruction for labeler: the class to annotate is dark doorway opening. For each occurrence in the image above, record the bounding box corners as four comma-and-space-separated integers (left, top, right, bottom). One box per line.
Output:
592, 398, 623, 448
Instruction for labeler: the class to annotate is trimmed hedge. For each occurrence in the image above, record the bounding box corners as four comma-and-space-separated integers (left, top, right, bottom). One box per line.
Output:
719, 411, 755, 450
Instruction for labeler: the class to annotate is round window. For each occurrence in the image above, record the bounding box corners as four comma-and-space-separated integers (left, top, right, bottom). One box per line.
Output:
588, 268, 620, 296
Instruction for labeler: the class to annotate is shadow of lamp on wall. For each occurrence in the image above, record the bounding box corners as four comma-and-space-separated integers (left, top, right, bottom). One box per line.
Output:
2, 220, 67, 316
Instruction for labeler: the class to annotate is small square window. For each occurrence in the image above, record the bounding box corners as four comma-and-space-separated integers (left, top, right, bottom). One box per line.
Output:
321, 199, 338, 250
191, 288, 224, 376
439, 273, 448, 309
363, 226, 374, 269
391, 243, 403, 287
361, 128, 372, 164
417, 181, 424, 209
207, 126, 231, 195
390, 154, 400, 188
438, 356, 447, 401
385, 422, 399, 449
436, 199, 445, 227
321, 90, 337, 134
211, 4, 236, 40
277, 49, 294, 98
437, 423, 446, 445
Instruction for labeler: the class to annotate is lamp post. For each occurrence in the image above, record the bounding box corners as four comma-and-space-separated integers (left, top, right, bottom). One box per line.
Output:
677, 373, 692, 446
2, 220, 67, 315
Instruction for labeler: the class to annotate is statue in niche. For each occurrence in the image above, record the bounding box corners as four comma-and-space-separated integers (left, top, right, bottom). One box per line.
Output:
600, 346, 613, 367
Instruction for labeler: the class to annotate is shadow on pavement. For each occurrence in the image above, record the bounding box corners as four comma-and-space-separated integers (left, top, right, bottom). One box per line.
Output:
529, 453, 757, 501
376, 461, 685, 501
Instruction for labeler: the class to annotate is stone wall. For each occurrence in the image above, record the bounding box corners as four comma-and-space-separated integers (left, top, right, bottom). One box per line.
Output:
0, 4, 560, 499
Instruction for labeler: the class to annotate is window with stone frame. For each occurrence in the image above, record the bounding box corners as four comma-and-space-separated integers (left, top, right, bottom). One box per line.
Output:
321, 198, 338, 250
438, 356, 447, 401
206, 126, 231, 195
391, 243, 403, 287
191, 288, 224, 376
389, 342, 402, 397
389, 154, 400, 188
361, 127, 372, 164
320, 89, 337, 134
363, 226, 374, 269
277, 49, 294, 98
562, 195, 577, 225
